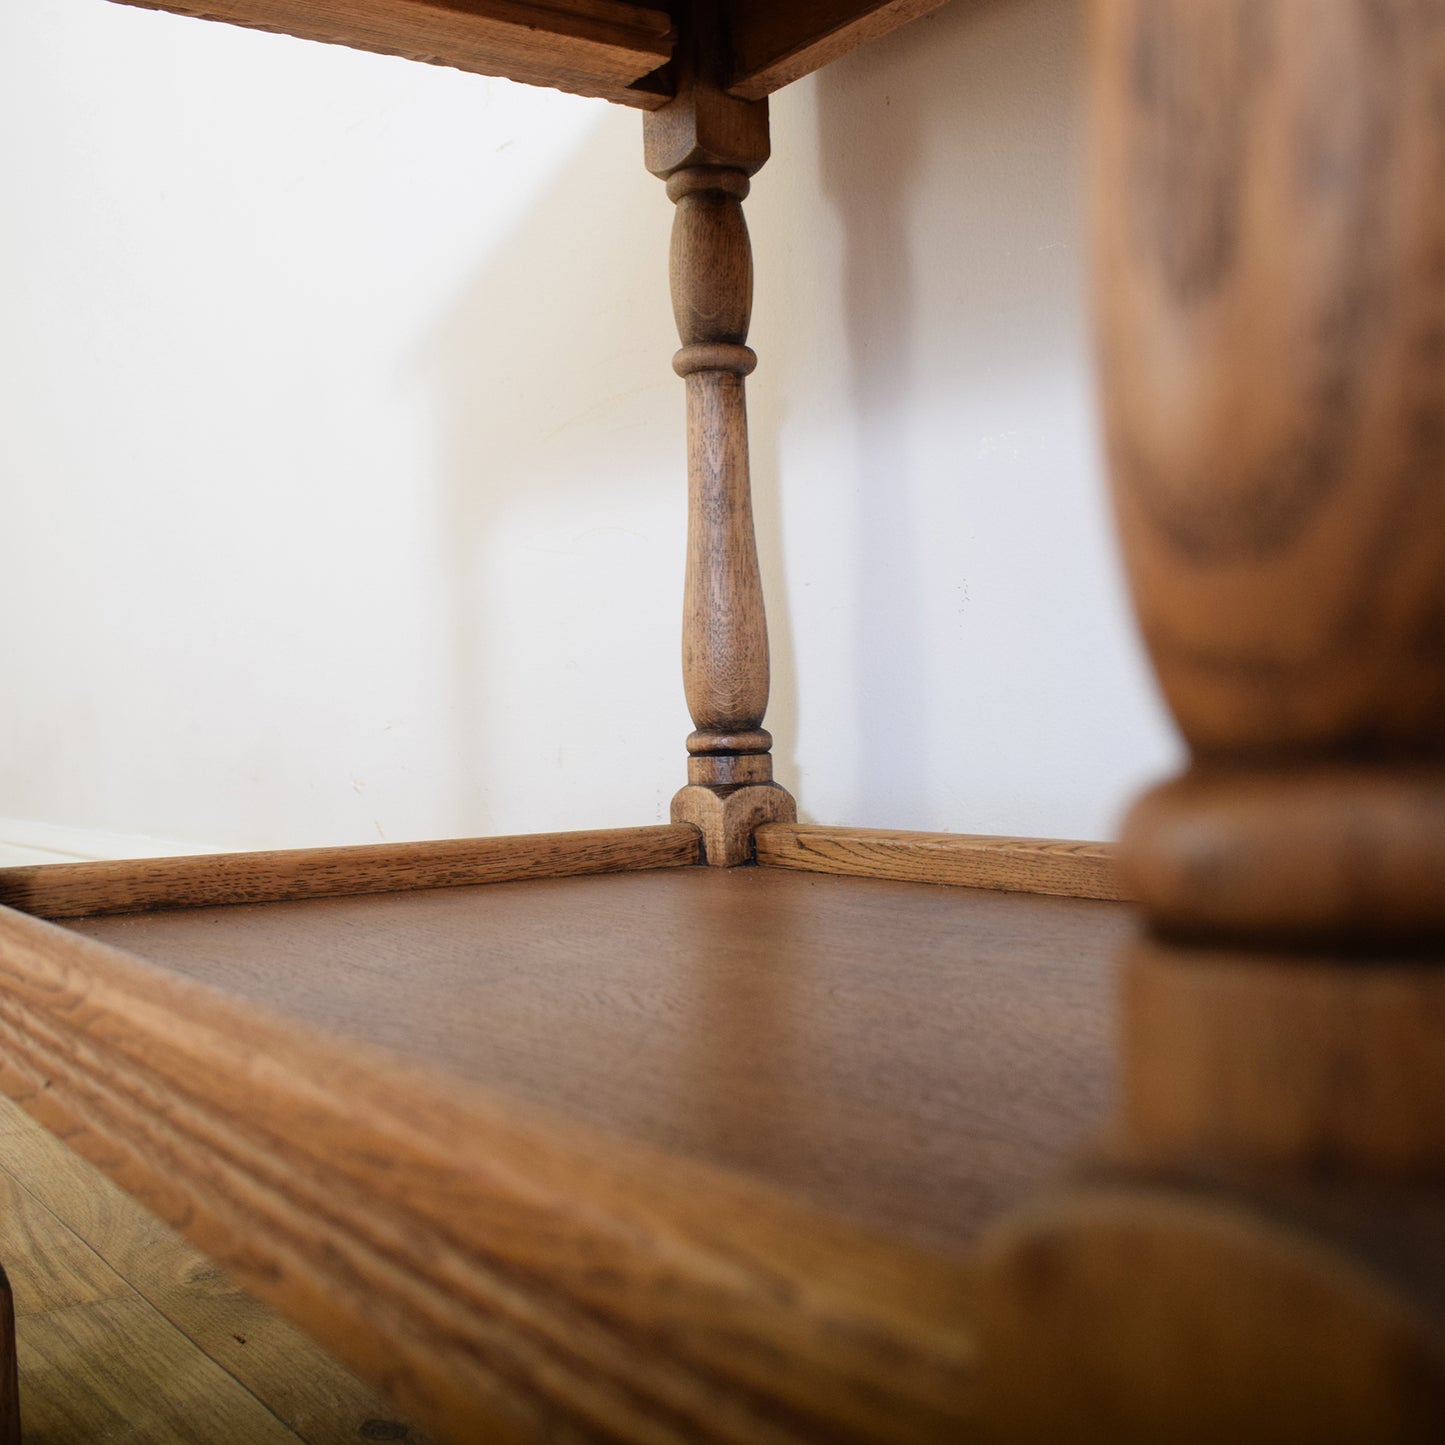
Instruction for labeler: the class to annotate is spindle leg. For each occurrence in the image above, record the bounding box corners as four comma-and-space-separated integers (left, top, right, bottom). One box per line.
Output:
0, 1265, 19, 1445
981, 1, 1445, 1434
644, 2, 795, 866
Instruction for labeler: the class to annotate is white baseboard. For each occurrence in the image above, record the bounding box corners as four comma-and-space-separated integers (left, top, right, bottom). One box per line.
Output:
0, 817, 222, 867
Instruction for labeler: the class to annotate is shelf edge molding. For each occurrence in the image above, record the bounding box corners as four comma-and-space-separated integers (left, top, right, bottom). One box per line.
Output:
108, 0, 677, 108
0, 905, 974, 1443
755, 824, 1126, 901
0, 824, 700, 921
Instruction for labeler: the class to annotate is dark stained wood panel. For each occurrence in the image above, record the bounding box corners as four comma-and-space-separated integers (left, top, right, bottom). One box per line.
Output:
725, 0, 950, 100
65, 866, 1128, 1253
0, 893, 979, 1442
109, 0, 676, 108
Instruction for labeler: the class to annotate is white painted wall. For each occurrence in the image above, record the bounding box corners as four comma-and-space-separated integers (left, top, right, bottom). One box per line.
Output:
0, 0, 1180, 861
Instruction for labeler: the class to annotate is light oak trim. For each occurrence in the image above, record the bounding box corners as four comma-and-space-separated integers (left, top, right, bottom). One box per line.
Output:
755, 824, 1125, 901
725, 0, 949, 100
0, 906, 974, 1443
110, 0, 675, 108
0, 825, 700, 921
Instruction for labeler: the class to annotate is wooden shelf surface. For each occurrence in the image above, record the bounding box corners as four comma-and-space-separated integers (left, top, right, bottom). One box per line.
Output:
112, 0, 678, 108
61, 866, 1125, 1253
0, 862, 1130, 1441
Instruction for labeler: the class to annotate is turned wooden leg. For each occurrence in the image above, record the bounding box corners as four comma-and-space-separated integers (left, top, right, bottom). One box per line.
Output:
981, 1, 1445, 1436
0, 1265, 19, 1445
644, 1, 795, 866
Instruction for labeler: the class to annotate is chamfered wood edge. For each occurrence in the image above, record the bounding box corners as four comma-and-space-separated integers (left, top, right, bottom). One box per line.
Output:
724, 0, 949, 101
109, 0, 676, 109
0, 825, 701, 921
754, 824, 1126, 902
0, 905, 974, 1443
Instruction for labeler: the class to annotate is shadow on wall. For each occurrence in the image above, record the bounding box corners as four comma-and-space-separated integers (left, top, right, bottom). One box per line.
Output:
420, 114, 806, 832
418, 120, 702, 832
416, 0, 1147, 837
419, 128, 656, 832
807, 0, 1099, 822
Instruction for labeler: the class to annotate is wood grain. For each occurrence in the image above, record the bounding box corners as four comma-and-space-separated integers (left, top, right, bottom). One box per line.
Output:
645, 9, 796, 845
643, 3, 769, 178
1092, 0, 1445, 1161
0, 1100, 432, 1445
756, 824, 1125, 900
0, 874, 1031, 1442
1096, 0, 1445, 761
672, 779, 796, 865
977, 5, 1445, 1435
1120, 940, 1445, 1178
19, 1297, 303, 1445
980, 1175, 1445, 1443
0, 1170, 129, 1317
62, 868, 1127, 1254
725, 0, 949, 100
1121, 765, 1445, 944
0, 824, 698, 920
669, 166, 776, 781
0, 1160, 306, 1444
109, 0, 675, 108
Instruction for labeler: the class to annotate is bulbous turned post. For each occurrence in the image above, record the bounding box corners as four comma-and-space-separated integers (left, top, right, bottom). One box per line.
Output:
1097, 0, 1445, 1179
981, 2, 1445, 1435
644, 4, 795, 865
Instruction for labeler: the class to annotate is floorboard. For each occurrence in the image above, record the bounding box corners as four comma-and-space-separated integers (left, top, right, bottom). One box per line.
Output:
0, 1096, 431, 1445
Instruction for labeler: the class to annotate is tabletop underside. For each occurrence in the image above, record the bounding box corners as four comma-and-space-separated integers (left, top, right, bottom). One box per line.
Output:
111, 0, 951, 108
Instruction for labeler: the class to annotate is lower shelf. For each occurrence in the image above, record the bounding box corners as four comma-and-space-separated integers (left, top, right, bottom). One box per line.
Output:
64, 865, 1127, 1256
0, 846, 1131, 1443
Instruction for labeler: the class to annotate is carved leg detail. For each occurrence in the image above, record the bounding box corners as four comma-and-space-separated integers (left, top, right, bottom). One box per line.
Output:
644, 2, 795, 864
982, 1, 1445, 1434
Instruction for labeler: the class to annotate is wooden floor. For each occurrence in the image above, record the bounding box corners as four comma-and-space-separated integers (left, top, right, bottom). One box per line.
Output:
0, 1092, 432, 1445
65, 866, 1133, 1252
1, 865, 1133, 1441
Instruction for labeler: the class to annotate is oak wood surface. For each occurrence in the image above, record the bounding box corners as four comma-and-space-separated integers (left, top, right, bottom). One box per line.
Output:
20, 1298, 303, 1445
645, 14, 797, 852
0, 1098, 432, 1445
0, 878, 1006, 1442
725, 0, 950, 99
110, 0, 675, 108
0, 1163, 306, 1444
0, 824, 698, 921
671, 780, 796, 865
1092, 0, 1445, 1169
976, 4, 1445, 1436
0, 1169, 128, 1318
1120, 942, 1445, 1179
1122, 765, 1445, 945
62, 867, 1127, 1253
980, 1174, 1445, 1444
669, 172, 774, 779
1097, 0, 1445, 763
756, 824, 1125, 900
